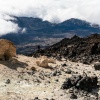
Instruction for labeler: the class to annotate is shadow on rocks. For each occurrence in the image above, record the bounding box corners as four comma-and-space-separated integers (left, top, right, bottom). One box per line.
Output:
0, 58, 28, 70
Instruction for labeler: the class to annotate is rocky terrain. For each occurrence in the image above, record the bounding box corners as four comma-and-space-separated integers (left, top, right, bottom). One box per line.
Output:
0, 55, 100, 100
0, 34, 100, 100
32, 34, 100, 64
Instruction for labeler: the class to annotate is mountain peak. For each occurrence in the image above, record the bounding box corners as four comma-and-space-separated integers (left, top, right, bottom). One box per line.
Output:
71, 35, 80, 39
0, 17, 100, 46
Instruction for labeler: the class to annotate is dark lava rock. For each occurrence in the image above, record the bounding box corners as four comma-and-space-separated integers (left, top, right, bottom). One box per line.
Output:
34, 97, 40, 100
70, 93, 77, 99
52, 70, 61, 76
61, 78, 72, 89
62, 63, 67, 67
52, 70, 58, 76
32, 34, 100, 64
61, 74, 98, 92
55, 79, 59, 82
94, 63, 100, 70
69, 88, 74, 93
5, 79, 11, 84
65, 68, 72, 74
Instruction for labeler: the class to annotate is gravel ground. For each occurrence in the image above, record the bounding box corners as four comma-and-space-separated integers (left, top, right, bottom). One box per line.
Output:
0, 55, 100, 100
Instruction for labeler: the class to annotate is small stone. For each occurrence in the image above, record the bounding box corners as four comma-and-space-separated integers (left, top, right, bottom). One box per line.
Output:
62, 63, 67, 67
70, 93, 77, 99
94, 63, 100, 70
39, 75, 45, 80
55, 79, 59, 82
65, 68, 72, 74
74, 89, 79, 94
34, 97, 38, 99
34, 97, 40, 100
47, 81, 51, 83
69, 88, 74, 93
5, 79, 11, 84
75, 72, 78, 74
52, 70, 61, 76
52, 70, 57, 76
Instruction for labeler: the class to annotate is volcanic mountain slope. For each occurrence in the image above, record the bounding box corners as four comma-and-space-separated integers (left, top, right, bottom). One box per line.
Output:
1, 17, 100, 46
33, 34, 100, 64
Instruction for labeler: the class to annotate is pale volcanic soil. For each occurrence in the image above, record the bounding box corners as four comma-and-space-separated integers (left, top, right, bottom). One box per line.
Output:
0, 55, 100, 100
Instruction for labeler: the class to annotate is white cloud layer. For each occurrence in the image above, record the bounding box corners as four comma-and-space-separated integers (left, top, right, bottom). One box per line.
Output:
0, 0, 100, 35
0, 14, 21, 35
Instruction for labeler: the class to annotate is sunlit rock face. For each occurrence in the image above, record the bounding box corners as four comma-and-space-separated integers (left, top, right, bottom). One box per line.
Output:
0, 39, 16, 60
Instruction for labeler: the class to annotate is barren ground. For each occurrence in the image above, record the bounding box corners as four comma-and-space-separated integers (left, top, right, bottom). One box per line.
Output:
0, 55, 100, 100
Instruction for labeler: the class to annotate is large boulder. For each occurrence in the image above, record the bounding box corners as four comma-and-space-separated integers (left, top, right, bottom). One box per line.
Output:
61, 74, 98, 92
0, 39, 16, 60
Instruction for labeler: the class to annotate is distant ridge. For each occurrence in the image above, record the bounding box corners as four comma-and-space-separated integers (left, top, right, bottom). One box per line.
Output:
0, 17, 100, 45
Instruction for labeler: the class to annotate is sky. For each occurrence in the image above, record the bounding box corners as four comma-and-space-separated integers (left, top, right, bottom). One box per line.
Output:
0, 0, 100, 35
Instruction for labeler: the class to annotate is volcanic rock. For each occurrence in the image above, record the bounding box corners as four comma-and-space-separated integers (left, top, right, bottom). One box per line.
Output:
33, 34, 100, 64
61, 78, 72, 89
70, 93, 77, 99
65, 68, 72, 74
62, 63, 67, 67
5, 79, 11, 84
61, 74, 98, 92
94, 63, 100, 70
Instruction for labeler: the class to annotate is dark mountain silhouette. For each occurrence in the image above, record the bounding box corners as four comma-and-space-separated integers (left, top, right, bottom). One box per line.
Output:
0, 17, 100, 45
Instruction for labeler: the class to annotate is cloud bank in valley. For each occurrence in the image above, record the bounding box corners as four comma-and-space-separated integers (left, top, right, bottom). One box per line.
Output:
0, 0, 100, 35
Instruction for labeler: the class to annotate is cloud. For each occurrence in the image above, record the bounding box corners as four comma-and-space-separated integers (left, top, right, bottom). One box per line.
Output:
0, 0, 100, 35
0, 14, 21, 35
